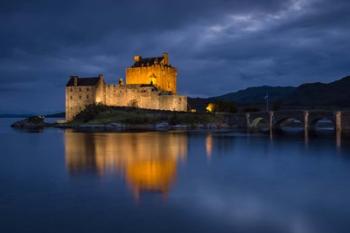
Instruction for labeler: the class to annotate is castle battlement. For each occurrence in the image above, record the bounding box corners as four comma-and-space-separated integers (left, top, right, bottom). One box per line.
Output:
65, 53, 187, 121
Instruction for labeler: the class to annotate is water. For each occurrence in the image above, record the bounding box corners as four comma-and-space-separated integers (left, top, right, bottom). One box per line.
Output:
1, 118, 350, 233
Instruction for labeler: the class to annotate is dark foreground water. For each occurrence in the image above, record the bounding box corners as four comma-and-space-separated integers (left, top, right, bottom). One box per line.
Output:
1, 119, 350, 233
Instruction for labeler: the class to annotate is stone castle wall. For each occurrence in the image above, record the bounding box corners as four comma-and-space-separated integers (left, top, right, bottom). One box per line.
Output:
104, 84, 187, 111
65, 85, 97, 121
66, 82, 187, 121
125, 65, 177, 94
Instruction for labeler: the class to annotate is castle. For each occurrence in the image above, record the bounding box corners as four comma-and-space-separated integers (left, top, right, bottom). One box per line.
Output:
65, 53, 187, 121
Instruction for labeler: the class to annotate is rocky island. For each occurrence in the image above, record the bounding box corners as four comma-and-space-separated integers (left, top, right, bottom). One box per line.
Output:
11, 105, 231, 132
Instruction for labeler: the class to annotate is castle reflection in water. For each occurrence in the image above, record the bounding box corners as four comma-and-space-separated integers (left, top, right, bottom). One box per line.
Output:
64, 131, 188, 199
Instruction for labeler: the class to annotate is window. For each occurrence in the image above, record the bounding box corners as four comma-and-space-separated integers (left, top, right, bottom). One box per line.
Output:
70, 96, 73, 100
79, 88, 82, 92
86, 95, 89, 99
79, 96, 82, 100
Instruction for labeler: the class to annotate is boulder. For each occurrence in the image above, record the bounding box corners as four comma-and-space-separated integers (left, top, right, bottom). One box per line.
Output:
11, 116, 46, 129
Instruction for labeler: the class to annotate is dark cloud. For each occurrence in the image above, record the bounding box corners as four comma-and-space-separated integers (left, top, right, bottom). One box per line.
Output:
0, 0, 349, 113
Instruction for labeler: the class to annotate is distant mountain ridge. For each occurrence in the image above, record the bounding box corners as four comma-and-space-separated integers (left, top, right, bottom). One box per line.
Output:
189, 75, 350, 109
211, 86, 295, 104
283, 76, 350, 107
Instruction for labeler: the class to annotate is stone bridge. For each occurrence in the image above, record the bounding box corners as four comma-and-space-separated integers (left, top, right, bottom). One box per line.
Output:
220, 110, 350, 133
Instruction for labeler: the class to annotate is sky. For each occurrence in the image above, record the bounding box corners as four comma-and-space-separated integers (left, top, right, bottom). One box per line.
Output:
1, 0, 350, 113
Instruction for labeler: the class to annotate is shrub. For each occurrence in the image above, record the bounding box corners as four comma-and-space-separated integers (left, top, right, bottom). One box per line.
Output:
73, 104, 111, 122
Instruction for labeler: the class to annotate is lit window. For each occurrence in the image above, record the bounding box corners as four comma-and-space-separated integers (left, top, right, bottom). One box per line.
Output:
206, 103, 216, 113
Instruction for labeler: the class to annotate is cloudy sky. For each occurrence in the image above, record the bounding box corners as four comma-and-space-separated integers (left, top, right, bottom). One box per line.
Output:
1, 0, 350, 113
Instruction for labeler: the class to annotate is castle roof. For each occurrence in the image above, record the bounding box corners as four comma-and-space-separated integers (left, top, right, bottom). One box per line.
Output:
66, 77, 100, 87
131, 56, 168, 67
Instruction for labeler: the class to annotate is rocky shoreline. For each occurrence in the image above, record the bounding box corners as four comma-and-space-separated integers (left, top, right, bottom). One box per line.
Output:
11, 116, 233, 132
68, 122, 231, 132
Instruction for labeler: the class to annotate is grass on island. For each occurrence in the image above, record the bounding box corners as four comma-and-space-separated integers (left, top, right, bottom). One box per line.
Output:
69, 104, 222, 126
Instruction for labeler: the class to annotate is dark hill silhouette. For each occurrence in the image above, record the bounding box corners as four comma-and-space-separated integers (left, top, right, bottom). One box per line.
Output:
188, 75, 350, 110
284, 76, 350, 107
212, 86, 294, 104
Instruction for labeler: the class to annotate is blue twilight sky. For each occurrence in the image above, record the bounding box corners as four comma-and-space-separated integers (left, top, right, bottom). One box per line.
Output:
1, 0, 350, 113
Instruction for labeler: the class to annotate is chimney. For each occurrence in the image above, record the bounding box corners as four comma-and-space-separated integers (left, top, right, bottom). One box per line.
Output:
98, 74, 104, 81
162, 52, 169, 65
133, 55, 141, 62
70, 75, 78, 86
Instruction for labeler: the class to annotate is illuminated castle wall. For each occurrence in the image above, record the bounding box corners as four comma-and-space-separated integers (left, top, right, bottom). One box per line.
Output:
65, 53, 187, 121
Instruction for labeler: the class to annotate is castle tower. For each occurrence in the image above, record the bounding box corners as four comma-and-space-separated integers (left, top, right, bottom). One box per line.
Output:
125, 52, 177, 94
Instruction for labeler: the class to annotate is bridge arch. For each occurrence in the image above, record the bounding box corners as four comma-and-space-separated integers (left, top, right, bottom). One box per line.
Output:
309, 116, 336, 131
250, 117, 266, 128
273, 117, 304, 131
246, 112, 270, 131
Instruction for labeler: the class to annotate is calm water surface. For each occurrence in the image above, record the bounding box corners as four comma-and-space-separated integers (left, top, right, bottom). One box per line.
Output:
1, 118, 350, 233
